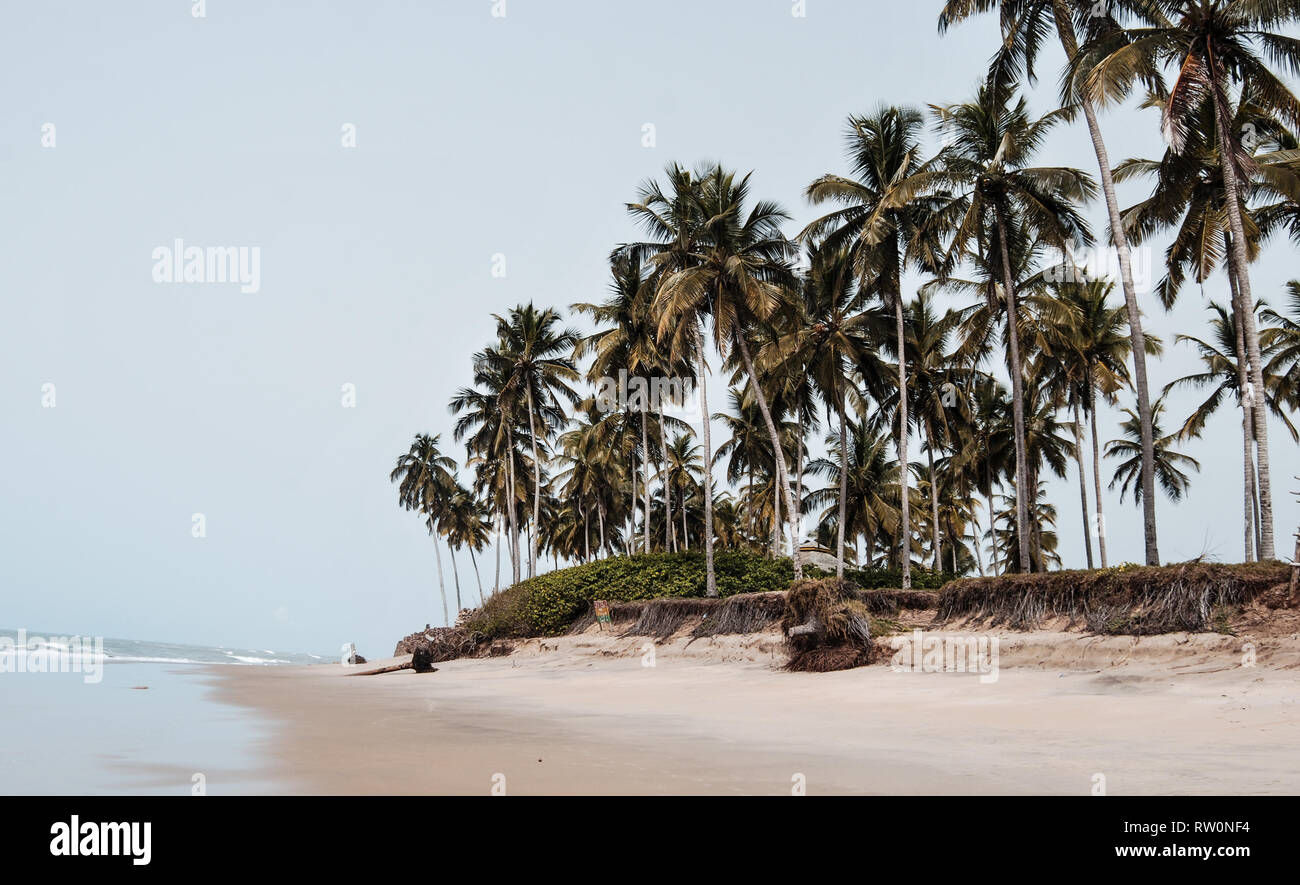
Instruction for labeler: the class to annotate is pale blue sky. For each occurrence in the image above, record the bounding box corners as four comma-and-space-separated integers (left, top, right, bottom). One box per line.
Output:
2, 1, 1296, 656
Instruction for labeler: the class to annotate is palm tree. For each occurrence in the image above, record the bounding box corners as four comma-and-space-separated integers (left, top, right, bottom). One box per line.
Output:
930, 83, 1096, 572
1165, 301, 1297, 557
765, 245, 878, 576
805, 418, 904, 570
572, 251, 674, 556
1106, 396, 1201, 506
1116, 85, 1290, 561
663, 431, 706, 551
651, 165, 804, 585
389, 434, 457, 625
899, 291, 966, 571
622, 164, 721, 594
450, 361, 525, 585
443, 483, 492, 606
940, 0, 1166, 568
486, 304, 581, 580
1080, 0, 1300, 559
1035, 278, 1154, 567
1263, 281, 1300, 410
801, 106, 947, 588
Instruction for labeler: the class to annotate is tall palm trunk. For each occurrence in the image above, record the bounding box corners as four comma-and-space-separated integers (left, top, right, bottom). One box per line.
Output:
836, 398, 848, 578
772, 467, 782, 556
1056, 12, 1160, 564
659, 398, 674, 553
1210, 77, 1275, 560
449, 545, 462, 612
927, 426, 942, 572
525, 386, 542, 578
629, 440, 637, 553
469, 546, 483, 606
641, 397, 651, 554
994, 207, 1033, 573
1072, 403, 1095, 570
894, 297, 913, 589
597, 503, 606, 557
697, 328, 717, 597
504, 427, 520, 585
494, 519, 501, 593
583, 506, 591, 562
795, 401, 805, 554
1087, 382, 1109, 568
734, 334, 802, 578
1226, 232, 1259, 561
432, 533, 450, 627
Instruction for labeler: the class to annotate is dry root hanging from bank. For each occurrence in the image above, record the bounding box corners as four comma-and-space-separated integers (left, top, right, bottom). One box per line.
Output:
936, 562, 1291, 634
780, 579, 874, 672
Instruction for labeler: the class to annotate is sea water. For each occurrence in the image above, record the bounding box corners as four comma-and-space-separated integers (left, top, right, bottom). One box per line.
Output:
0, 628, 329, 795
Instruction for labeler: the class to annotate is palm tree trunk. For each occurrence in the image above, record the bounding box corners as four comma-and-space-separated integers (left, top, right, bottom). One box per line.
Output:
659, 399, 674, 553
641, 397, 651, 555
971, 509, 984, 576
1087, 383, 1109, 569
1211, 83, 1275, 560
682, 489, 689, 551
927, 426, 941, 573
795, 399, 805, 552
494, 519, 501, 593
772, 468, 782, 556
1073, 403, 1095, 569
432, 535, 449, 627
836, 398, 848, 578
504, 428, 520, 585
697, 328, 717, 597
629, 441, 637, 554
470, 546, 483, 606
1072, 51, 1160, 565
1226, 232, 1259, 561
449, 545, 462, 613
994, 207, 1033, 573
894, 297, 913, 589
583, 506, 590, 562
597, 503, 606, 557
525, 386, 542, 578
734, 333, 802, 579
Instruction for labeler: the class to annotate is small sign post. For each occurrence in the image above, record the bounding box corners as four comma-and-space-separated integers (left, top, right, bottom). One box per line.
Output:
594, 600, 612, 631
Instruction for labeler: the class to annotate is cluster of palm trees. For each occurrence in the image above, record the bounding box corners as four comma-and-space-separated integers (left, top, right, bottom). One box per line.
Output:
391, 1, 1300, 622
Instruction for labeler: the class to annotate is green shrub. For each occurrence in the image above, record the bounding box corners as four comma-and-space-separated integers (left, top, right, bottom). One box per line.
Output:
463, 551, 954, 639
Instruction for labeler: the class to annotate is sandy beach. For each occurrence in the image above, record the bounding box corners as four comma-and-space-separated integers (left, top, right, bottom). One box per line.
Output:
208, 624, 1300, 795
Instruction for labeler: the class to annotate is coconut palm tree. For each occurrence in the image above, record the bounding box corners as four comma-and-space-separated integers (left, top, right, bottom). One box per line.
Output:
450, 360, 527, 585
1034, 278, 1155, 568
940, 0, 1166, 568
1080, 0, 1300, 559
1165, 301, 1296, 559
1106, 396, 1201, 506
650, 165, 805, 587
389, 434, 457, 625
929, 82, 1096, 572
764, 245, 879, 576
484, 304, 581, 580
1263, 281, 1300, 410
805, 418, 905, 570
800, 106, 948, 588
622, 164, 723, 594
1115, 85, 1293, 559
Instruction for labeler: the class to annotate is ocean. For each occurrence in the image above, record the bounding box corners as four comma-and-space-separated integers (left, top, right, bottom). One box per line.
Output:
0, 629, 331, 795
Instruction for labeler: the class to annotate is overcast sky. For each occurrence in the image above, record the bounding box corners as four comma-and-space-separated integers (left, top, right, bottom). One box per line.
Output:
3, 1, 1296, 657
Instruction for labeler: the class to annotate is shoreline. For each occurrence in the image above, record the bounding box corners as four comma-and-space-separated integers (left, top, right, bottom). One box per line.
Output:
207, 625, 1300, 795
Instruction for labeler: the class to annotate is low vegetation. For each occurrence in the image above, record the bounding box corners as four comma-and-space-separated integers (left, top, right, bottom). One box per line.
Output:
463, 551, 949, 639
